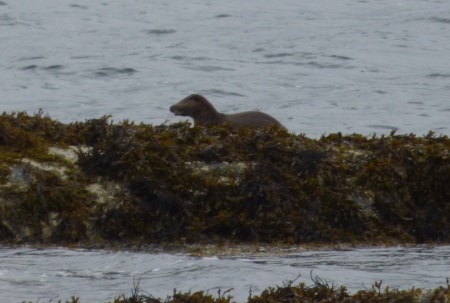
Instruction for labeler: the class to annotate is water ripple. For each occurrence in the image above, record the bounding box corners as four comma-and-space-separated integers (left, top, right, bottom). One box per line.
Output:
43, 65, 64, 71
17, 56, 46, 61
305, 61, 346, 69
20, 65, 69, 74
94, 67, 138, 77
366, 124, 398, 130
21, 65, 39, 71
216, 14, 232, 18
264, 53, 297, 59
145, 29, 176, 35
426, 73, 450, 78
171, 55, 211, 61
70, 4, 88, 9
202, 89, 246, 97
429, 17, 450, 24
186, 65, 235, 72
329, 55, 353, 60
0, 14, 15, 26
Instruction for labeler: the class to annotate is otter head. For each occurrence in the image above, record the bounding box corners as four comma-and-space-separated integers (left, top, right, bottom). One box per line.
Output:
170, 94, 219, 120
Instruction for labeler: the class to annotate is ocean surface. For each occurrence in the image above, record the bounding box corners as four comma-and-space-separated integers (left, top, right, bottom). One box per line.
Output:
0, 245, 449, 302
1, 0, 449, 137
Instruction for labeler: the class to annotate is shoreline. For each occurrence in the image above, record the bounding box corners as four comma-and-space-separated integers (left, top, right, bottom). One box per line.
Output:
2, 241, 447, 258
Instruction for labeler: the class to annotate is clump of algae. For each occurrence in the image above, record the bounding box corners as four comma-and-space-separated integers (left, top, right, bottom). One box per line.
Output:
0, 111, 449, 247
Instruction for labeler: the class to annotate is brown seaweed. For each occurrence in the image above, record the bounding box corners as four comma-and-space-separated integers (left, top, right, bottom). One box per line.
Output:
0, 112, 449, 246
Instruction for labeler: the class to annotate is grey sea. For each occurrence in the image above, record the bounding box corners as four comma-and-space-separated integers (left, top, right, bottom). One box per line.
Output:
1, 0, 450, 302
1, 0, 449, 137
0, 245, 450, 302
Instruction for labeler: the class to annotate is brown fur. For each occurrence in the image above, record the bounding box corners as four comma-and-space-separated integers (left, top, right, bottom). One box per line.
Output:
170, 94, 286, 129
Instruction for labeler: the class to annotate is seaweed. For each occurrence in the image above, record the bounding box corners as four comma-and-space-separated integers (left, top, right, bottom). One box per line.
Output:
0, 112, 449, 246
22, 276, 449, 303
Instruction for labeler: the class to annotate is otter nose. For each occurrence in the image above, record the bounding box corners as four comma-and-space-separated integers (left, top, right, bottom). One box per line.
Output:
169, 105, 175, 113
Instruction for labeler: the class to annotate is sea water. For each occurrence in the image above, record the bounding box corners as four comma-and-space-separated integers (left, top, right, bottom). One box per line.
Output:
0, 245, 449, 302
1, 0, 449, 137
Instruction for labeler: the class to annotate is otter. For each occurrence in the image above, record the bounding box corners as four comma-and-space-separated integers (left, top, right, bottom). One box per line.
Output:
170, 94, 286, 130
